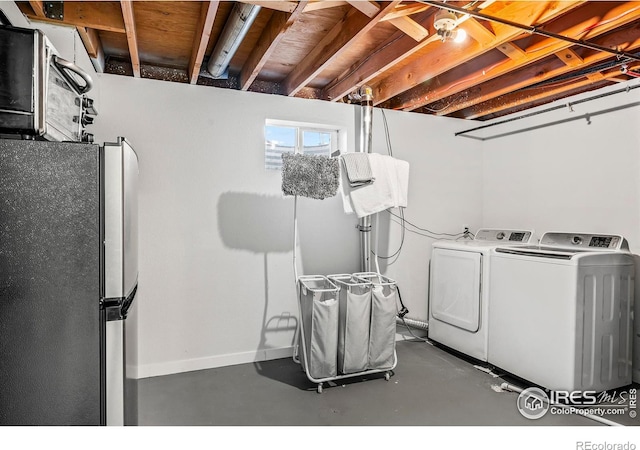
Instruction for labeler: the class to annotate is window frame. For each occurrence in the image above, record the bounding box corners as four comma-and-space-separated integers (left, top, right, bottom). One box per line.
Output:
264, 119, 346, 170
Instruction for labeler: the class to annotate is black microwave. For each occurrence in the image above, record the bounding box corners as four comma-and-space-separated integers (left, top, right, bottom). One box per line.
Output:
0, 26, 96, 142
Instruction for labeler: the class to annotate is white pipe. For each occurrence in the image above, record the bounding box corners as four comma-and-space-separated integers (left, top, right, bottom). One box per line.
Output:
207, 3, 261, 78
500, 382, 624, 427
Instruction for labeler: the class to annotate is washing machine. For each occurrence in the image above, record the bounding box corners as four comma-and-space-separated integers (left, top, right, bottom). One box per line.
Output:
428, 228, 535, 362
488, 232, 635, 392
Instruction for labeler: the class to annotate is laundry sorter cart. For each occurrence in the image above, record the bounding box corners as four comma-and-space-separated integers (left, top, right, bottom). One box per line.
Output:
293, 273, 397, 393
353, 272, 398, 373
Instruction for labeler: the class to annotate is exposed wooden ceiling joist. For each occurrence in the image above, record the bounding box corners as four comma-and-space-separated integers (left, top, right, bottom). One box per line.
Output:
120, 0, 140, 78
453, 27, 640, 119
23, 1, 127, 33
76, 26, 100, 59
188, 1, 220, 85
381, 3, 429, 21
237, 1, 298, 13
375, 0, 586, 109
386, 15, 428, 41
322, 9, 437, 101
303, 1, 349, 13
27, 0, 44, 17
462, 68, 627, 121
427, 2, 640, 117
240, 1, 308, 90
282, 0, 402, 97
12, 1, 640, 123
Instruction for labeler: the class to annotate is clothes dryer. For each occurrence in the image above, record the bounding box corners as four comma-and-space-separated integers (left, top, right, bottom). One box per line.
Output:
428, 229, 534, 362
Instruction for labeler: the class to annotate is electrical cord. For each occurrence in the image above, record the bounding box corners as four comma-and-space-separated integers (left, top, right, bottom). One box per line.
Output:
372, 207, 406, 261
374, 106, 470, 264
388, 216, 467, 240
387, 209, 467, 237
395, 286, 432, 343
380, 109, 393, 156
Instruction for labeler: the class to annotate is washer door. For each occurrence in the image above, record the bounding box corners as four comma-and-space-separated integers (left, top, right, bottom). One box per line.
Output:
430, 248, 482, 332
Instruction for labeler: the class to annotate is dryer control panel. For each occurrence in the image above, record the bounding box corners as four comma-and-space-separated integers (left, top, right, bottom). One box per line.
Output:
474, 229, 534, 243
540, 232, 629, 251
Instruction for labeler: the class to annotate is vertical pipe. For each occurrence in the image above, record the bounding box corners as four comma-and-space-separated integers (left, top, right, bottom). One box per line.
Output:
358, 86, 373, 272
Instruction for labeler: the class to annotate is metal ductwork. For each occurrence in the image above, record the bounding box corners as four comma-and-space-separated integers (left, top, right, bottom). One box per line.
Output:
207, 3, 261, 79
355, 85, 374, 272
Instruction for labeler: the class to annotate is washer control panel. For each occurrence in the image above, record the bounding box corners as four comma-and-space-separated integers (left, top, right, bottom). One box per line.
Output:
474, 229, 534, 243
540, 232, 628, 251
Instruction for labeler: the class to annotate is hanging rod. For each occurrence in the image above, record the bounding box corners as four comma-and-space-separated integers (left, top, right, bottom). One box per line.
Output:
458, 101, 640, 141
417, 0, 640, 63
455, 84, 640, 137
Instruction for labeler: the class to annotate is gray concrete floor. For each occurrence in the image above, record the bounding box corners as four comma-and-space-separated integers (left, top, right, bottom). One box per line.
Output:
137, 339, 638, 427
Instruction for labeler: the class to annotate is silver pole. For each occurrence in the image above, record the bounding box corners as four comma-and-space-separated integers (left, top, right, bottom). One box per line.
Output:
358, 86, 373, 272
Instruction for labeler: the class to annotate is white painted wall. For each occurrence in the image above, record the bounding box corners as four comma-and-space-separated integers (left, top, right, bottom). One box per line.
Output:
90, 76, 355, 377
481, 81, 640, 382
7, 0, 637, 380
482, 82, 640, 251
368, 109, 484, 322
89, 73, 482, 378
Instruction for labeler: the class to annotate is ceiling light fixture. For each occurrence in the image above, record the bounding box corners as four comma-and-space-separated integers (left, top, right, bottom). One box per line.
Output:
433, 9, 466, 43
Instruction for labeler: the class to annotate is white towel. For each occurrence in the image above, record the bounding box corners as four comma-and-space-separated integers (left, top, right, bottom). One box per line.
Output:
340, 153, 409, 218
394, 158, 409, 208
340, 153, 374, 187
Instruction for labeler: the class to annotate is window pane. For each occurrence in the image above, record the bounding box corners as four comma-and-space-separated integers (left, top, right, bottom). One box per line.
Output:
265, 125, 296, 170
302, 130, 331, 157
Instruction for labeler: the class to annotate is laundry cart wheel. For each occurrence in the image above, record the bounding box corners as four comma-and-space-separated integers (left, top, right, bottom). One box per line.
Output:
317, 383, 323, 394
385, 372, 391, 381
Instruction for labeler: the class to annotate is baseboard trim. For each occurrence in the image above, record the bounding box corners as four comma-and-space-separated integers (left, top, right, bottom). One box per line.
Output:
132, 332, 416, 379
135, 346, 295, 379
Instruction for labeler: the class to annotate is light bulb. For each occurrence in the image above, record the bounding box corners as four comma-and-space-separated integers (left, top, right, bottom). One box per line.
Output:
453, 28, 467, 43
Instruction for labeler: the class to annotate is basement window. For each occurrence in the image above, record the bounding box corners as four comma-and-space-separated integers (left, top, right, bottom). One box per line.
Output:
265, 119, 342, 170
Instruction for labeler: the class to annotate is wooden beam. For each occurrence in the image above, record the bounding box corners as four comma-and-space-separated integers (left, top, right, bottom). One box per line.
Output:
28, 0, 46, 17
462, 17, 497, 45
455, 33, 640, 119
460, 70, 624, 121
387, 16, 429, 42
540, 50, 605, 93
420, 1, 640, 116
322, 9, 437, 101
76, 27, 101, 59
188, 1, 220, 85
303, 1, 349, 13
240, 1, 308, 90
120, 1, 140, 78
346, 1, 380, 18
236, 1, 298, 13
374, 1, 585, 109
77, 27, 105, 73
555, 49, 585, 71
349, 0, 430, 42
380, 3, 429, 21
282, 1, 402, 97
24, 2, 127, 33
496, 42, 527, 61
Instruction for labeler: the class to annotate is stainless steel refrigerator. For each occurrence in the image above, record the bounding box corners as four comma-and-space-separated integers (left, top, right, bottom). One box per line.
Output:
0, 137, 139, 425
